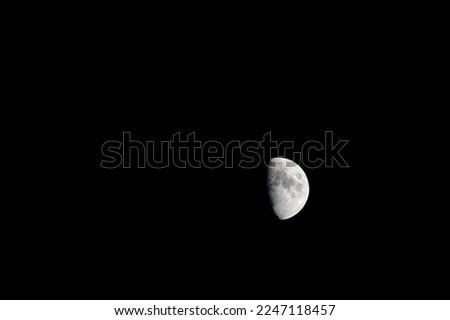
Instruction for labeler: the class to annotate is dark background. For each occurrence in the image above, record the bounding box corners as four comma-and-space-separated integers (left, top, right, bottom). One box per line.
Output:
4, 13, 448, 300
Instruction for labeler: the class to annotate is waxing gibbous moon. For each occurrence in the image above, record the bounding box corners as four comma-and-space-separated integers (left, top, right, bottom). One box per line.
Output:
267, 157, 310, 220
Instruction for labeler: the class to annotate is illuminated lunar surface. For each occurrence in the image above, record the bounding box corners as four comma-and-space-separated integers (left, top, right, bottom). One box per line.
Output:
267, 157, 310, 220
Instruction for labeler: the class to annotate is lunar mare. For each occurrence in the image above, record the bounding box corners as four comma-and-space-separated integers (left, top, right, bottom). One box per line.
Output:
267, 157, 310, 220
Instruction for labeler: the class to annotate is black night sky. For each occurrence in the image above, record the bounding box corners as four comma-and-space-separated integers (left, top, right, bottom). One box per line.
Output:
4, 16, 448, 300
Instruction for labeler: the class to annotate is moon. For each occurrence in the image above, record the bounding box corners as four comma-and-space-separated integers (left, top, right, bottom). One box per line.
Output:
267, 157, 310, 220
